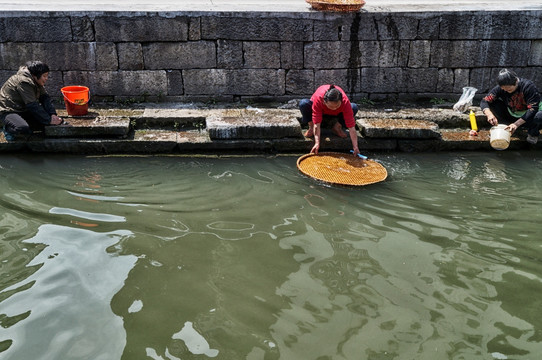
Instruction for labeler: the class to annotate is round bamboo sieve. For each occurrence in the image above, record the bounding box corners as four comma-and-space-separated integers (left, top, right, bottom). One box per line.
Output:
297, 152, 387, 186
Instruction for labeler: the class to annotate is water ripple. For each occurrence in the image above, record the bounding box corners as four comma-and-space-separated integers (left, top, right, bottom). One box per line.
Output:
49, 207, 126, 223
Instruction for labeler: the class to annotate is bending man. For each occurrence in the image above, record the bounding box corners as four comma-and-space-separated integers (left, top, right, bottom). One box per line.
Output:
299, 84, 360, 155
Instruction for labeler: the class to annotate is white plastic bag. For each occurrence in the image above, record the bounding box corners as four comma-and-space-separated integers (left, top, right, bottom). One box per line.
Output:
453, 86, 478, 113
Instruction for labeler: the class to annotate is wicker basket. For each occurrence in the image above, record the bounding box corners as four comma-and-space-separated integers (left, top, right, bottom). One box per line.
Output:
306, 0, 365, 12
297, 152, 387, 186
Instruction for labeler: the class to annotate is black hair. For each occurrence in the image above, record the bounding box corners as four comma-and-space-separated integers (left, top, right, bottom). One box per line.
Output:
26, 60, 50, 79
323, 85, 343, 102
497, 69, 519, 86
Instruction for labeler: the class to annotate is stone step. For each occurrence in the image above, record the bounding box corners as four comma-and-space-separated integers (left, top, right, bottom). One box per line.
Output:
137, 108, 208, 128
2, 104, 539, 154
358, 118, 441, 139
362, 108, 486, 129
206, 108, 302, 139
439, 129, 530, 151
44, 117, 131, 137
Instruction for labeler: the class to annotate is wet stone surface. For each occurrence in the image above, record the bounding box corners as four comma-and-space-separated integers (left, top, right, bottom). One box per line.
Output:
206, 110, 302, 140
358, 118, 441, 139
1, 102, 539, 154
44, 117, 131, 137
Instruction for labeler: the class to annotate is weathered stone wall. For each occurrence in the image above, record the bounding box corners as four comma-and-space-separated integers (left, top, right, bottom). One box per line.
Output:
0, 11, 540, 103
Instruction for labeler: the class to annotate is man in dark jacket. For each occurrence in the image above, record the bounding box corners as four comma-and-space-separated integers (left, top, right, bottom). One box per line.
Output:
480, 68, 542, 145
0, 60, 64, 141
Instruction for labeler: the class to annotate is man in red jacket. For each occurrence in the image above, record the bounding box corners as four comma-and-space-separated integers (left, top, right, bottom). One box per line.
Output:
299, 84, 359, 155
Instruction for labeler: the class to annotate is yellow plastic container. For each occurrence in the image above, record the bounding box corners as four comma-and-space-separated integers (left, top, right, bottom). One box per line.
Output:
469, 110, 478, 131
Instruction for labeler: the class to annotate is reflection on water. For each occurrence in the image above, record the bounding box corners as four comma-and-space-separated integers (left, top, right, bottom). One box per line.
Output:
1, 152, 542, 359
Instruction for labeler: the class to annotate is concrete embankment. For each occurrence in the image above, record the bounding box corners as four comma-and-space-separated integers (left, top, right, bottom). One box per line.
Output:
0, 103, 536, 154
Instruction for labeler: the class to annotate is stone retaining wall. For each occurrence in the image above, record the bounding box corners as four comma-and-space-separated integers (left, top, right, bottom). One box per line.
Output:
0, 10, 540, 104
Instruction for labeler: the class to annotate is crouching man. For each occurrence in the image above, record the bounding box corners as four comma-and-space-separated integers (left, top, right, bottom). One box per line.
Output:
0, 60, 64, 141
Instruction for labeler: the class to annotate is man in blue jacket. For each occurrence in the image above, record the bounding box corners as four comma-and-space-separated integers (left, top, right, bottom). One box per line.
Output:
0, 60, 64, 141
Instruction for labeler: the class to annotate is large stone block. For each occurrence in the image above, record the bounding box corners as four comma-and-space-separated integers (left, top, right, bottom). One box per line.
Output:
431, 40, 531, 68
143, 42, 216, 70
439, 12, 542, 40
95, 16, 189, 42
44, 73, 64, 99
0, 17, 71, 42
0, 43, 97, 71
305, 41, 407, 68
322, 13, 438, 42
515, 67, 542, 90
436, 68, 454, 93
118, 43, 143, 70
408, 40, 431, 68
361, 68, 402, 93
315, 13, 428, 42
71, 16, 94, 42
417, 16, 441, 40
470, 68, 498, 94
189, 17, 201, 41
183, 69, 285, 96
453, 69, 470, 93
304, 42, 351, 69
206, 109, 302, 139
63, 70, 167, 97
217, 40, 243, 69
281, 42, 304, 70
167, 70, 184, 96
360, 41, 408, 67
529, 40, 542, 66
243, 42, 280, 68
96, 43, 118, 71
286, 69, 314, 95
403, 68, 439, 93
201, 16, 313, 41
373, 14, 421, 40
361, 68, 438, 93
313, 14, 372, 41
315, 69, 360, 94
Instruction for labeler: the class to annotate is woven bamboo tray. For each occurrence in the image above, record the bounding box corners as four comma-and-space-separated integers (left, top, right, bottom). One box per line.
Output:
297, 152, 387, 186
306, 0, 365, 12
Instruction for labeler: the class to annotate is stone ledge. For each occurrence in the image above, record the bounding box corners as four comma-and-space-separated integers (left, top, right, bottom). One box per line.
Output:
206, 109, 302, 140
44, 117, 131, 137
439, 129, 534, 151
2, 103, 540, 154
358, 118, 441, 139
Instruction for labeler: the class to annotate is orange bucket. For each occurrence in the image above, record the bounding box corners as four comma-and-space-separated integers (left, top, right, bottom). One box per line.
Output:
61, 86, 89, 116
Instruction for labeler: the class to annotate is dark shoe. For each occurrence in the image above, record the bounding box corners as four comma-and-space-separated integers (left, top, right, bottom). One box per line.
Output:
527, 134, 538, 145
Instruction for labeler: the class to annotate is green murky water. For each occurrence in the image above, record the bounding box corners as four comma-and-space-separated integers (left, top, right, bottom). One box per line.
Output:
1, 152, 542, 360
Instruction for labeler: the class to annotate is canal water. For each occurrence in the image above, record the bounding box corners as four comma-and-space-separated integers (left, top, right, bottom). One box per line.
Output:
1, 152, 541, 360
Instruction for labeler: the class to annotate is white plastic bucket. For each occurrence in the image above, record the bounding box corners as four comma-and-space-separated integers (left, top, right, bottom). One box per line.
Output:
490, 124, 511, 150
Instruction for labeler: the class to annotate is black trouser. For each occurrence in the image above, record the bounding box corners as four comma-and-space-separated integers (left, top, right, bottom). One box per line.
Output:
488, 99, 542, 137
2, 112, 45, 135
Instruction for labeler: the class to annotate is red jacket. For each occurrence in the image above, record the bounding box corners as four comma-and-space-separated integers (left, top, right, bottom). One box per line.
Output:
310, 85, 355, 128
